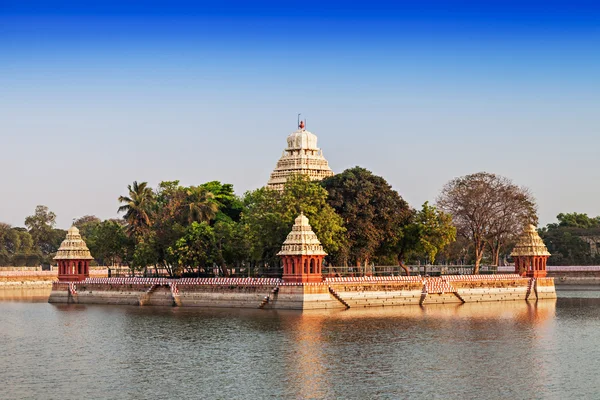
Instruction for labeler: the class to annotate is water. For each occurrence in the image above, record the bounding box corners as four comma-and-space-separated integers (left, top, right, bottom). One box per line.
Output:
1, 287, 600, 399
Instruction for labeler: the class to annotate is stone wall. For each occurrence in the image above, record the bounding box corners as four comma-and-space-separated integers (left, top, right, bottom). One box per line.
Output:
327, 282, 423, 308
0, 271, 57, 283
0, 266, 45, 271
178, 284, 279, 308
48, 277, 556, 309
0, 269, 108, 284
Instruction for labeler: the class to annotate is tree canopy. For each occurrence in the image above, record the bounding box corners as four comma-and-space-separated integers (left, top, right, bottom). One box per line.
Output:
242, 174, 346, 266
12, 168, 589, 276
437, 172, 537, 273
321, 166, 412, 269
540, 212, 600, 265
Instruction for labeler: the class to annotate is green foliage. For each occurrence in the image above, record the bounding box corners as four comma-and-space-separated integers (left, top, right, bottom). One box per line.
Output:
242, 187, 289, 264
169, 222, 216, 275
555, 213, 600, 229
322, 167, 411, 266
282, 175, 346, 255
113, 179, 246, 276
131, 234, 158, 275
200, 181, 243, 222
24, 205, 58, 256
16, 230, 35, 255
540, 228, 593, 265
242, 175, 346, 265
410, 202, 456, 264
183, 186, 219, 225
85, 220, 132, 266
213, 220, 251, 269
74, 215, 101, 241
540, 213, 600, 266
0, 223, 18, 255
118, 181, 154, 239
0, 223, 42, 266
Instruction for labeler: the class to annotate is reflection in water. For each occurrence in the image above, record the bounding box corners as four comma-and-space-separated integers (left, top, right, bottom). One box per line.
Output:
270, 300, 558, 399
2, 289, 600, 399
278, 312, 329, 399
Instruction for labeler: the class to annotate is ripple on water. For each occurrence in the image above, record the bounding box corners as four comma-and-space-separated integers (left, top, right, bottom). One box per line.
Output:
1, 290, 600, 399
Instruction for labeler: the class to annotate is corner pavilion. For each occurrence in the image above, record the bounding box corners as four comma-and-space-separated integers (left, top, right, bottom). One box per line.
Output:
511, 224, 551, 278
278, 213, 327, 283
54, 226, 94, 282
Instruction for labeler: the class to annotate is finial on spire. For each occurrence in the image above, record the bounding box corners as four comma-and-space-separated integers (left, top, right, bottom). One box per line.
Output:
299, 120, 305, 130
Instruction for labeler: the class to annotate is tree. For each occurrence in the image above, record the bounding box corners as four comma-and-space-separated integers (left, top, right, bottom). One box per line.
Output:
131, 234, 158, 276
321, 167, 411, 269
151, 181, 187, 276
539, 227, 592, 265
118, 181, 155, 238
0, 223, 17, 266
242, 175, 346, 269
539, 213, 600, 265
85, 219, 132, 267
437, 172, 537, 273
213, 220, 252, 276
200, 181, 243, 222
74, 215, 101, 227
0, 223, 16, 253
169, 222, 217, 276
413, 202, 457, 264
13, 229, 34, 255
24, 205, 57, 255
555, 213, 600, 229
183, 186, 219, 225
390, 202, 456, 275
3, 226, 40, 266
281, 175, 346, 256
485, 184, 537, 266
436, 235, 474, 266
74, 215, 101, 245
242, 187, 290, 266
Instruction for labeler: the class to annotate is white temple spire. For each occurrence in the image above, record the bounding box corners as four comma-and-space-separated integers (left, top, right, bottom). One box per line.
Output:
266, 121, 334, 191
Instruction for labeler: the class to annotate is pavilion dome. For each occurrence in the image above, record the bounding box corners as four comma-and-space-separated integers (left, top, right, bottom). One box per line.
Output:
53, 226, 94, 260
510, 224, 551, 257
277, 213, 327, 256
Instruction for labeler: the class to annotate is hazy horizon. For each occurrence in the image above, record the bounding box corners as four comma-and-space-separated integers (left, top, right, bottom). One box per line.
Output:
2, 1, 599, 229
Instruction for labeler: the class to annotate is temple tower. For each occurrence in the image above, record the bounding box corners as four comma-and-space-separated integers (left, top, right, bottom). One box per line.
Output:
511, 224, 551, 278
278, 213, 327, 283
267, 120, 334, 191
54, 226, 94, 282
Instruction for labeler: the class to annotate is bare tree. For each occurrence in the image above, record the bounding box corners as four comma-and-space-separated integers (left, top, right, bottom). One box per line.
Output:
486, 185, 537, 266
437, 172, 537, 273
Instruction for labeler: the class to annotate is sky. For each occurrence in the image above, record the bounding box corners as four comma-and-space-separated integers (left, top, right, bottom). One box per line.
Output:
1, 0, 599, 228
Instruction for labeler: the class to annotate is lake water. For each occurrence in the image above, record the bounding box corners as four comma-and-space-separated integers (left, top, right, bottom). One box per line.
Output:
1, 286, 600, 399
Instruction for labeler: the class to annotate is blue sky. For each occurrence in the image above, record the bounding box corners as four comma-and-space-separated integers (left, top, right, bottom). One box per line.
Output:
1, 0, 599, 228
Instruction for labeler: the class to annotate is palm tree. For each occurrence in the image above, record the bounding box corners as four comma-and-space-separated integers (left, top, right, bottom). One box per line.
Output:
118, 181, 154, 238
183, 186, 219, 225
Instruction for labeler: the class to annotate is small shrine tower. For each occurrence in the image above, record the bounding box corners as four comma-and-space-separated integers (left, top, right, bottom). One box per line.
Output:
278, 213, 327, 283
267, 120, 334, 191
54, 226, 94, 282
511, 224, 551, 278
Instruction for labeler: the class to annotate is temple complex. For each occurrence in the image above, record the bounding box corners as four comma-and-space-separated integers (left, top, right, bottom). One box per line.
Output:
267, 120, 334, 191
278, 213, 327, 283
54, 226, 94, 282
511, 224, 551, 278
